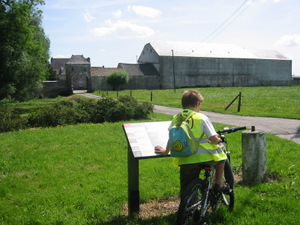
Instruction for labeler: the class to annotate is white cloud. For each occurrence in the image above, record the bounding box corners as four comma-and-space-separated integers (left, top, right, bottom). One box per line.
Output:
113, 9, 122, 18
83, 10, 95, 23
90, 20, 155, 38
128, 5, 161, 18
276, 34, 300, 47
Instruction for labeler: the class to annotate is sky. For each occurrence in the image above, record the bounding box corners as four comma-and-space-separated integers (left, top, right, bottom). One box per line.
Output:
40, 0, 300, 76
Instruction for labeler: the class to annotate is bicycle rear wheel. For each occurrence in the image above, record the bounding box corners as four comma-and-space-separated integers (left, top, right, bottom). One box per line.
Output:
176, 179, 204, 225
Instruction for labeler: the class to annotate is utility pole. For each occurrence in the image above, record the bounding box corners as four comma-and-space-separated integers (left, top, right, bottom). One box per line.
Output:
171, 50, 176, 92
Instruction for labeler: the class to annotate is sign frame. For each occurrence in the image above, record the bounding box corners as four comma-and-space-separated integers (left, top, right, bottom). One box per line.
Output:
123, 121, 170, 216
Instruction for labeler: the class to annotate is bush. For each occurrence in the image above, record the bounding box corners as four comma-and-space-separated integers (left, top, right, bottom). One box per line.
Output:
118, 95, 153, 119
1, 95, 153, 132
0, 105, 28, 132
28, 101, 81, 127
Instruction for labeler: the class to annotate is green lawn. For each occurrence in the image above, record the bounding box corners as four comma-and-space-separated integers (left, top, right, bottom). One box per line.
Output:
1, 86, 299, 224
0, 112, 299, 224
94, 86, 300, 119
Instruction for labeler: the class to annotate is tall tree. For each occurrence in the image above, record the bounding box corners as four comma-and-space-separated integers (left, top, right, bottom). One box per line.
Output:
0, 0, 50, 101
106, 71, 129, 91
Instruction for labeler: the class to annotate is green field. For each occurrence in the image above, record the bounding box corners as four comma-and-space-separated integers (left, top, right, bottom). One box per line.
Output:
0, 112, 299, 224
94, 86, 300, 119
1, 86, 300, 224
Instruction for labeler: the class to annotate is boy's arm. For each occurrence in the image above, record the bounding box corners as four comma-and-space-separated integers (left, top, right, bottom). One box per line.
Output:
154, 141, 170, 156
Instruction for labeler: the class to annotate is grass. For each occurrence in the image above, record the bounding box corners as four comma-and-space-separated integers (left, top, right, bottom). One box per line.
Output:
6, 97, 68, 116
0, 111, 299, 224
1, 86, 299, 224
93, 85, 300, 119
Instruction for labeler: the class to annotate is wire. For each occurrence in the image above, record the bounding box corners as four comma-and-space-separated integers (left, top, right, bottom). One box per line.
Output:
201, 0, 255, 43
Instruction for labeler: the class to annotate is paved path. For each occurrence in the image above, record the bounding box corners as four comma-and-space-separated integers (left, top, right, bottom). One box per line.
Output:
154, 105, 300, 145
75, 92, 300, 145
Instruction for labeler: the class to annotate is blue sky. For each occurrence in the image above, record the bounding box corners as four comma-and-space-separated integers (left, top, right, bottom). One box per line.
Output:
40, 0, 300, 76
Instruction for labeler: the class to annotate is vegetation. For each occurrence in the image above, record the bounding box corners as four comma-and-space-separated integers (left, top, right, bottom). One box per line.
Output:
0, 114, 299, 224
0, 0, 51, 101
94, 85, 300, 119
106, 71, 129, 91
0, 96, 153, 133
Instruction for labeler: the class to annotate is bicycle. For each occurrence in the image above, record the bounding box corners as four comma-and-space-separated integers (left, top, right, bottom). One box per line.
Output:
176, 126, 247, 225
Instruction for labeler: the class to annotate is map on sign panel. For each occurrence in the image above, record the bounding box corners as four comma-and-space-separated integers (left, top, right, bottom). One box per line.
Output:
123, 121, 170, 158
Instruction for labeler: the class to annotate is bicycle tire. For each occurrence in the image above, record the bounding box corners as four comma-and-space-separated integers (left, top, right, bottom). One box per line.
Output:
224, 158, 234, 188
223, 159, 235, 211
176, 179, 204, 225
221, 189, 234, 211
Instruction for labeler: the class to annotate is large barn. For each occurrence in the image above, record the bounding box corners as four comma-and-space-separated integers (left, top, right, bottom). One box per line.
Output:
137, 41, 292, 88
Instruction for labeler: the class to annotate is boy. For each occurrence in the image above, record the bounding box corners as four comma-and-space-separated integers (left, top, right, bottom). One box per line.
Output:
154, 90, 228, 198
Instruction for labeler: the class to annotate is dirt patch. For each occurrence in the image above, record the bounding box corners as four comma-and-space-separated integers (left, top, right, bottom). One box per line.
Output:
123, 196, 180, 219
122, 173, 280, 220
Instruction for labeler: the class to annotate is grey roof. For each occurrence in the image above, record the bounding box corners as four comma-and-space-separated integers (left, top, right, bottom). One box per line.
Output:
66, 55, 90, 64
91, 67, 121, 77
148, 41, 289, 60
118, 63, 159, 76
51, 58, 69, 73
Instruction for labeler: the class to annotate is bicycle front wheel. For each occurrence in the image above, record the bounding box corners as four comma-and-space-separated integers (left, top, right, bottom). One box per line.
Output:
176, 179, 204, 225
223, 159, 235, 210
221, 189, 234, 211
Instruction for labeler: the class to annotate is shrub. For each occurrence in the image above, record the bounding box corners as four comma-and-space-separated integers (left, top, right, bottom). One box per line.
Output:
0, 105, 28, 132
118, 95, 154, 119
1, 95, 153, 132
28, 101, 80, 127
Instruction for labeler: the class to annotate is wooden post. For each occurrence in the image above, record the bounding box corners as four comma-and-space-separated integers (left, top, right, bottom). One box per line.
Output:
237, 92, 242, 112
242, 128, 267, 185
225, 92, 242, 112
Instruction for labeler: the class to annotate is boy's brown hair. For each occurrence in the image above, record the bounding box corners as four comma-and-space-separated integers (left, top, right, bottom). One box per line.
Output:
181, 90, 204, 108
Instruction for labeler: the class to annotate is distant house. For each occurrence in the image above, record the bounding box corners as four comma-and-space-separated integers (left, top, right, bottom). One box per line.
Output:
91, 63, 159, 90
51, 55, 92, 93
48, 41, 292, 96
50, 57, 69, 80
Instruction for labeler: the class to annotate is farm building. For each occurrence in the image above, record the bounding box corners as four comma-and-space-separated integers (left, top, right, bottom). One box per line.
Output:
137, 41, 292, 88
46, 41, 292, 97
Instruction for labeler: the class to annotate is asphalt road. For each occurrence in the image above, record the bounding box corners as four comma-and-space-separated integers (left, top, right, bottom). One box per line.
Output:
154, 105, 300, 145
75, 92, 300, 145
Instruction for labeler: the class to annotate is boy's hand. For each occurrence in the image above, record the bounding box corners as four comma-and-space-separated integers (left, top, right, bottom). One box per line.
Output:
154, 146, 166, 154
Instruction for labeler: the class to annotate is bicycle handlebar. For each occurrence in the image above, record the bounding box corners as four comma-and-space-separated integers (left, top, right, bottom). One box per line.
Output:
217, 126, 247, 134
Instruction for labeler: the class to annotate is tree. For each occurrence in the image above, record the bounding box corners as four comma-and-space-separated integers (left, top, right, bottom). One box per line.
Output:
0, 0, 50, 101
106, 71, 129, 91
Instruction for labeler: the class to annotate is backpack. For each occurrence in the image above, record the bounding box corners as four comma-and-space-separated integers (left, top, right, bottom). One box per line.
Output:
169, 112, 203, 157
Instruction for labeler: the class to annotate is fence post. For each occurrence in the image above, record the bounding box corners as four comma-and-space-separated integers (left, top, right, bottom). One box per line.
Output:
225, 92, 242, 112
237, 92, 242, 112
242, 127, 267, 185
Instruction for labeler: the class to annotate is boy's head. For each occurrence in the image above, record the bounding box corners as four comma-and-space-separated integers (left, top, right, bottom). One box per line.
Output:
181, 90, 204, 109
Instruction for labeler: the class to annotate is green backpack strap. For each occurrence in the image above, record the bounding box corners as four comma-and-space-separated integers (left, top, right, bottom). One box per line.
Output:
178, 111, 204, 147
175, 111, 196, 127
196, 131, 204, 145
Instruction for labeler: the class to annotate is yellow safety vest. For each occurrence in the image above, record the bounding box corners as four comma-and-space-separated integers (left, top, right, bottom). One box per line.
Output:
172, 109, 227, 166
